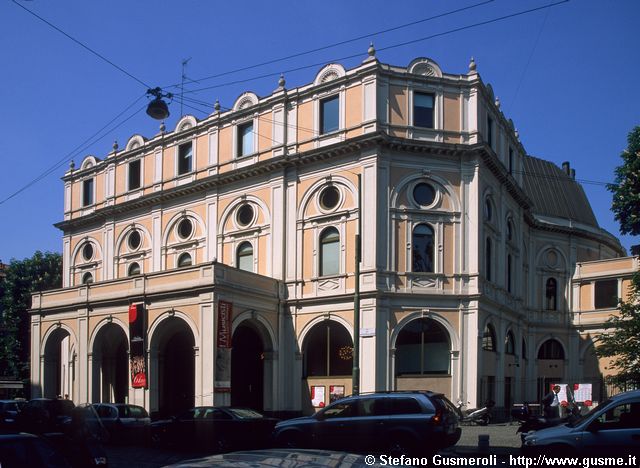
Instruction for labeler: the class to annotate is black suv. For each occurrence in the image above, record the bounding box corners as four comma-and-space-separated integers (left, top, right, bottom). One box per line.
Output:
273, 391, 460, 455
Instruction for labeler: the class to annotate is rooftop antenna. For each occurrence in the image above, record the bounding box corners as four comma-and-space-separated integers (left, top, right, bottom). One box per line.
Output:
180, 57, 191, 117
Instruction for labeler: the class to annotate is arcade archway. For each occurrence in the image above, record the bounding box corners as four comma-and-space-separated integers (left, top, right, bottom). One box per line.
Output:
231, 323, 265, 411
43, 328, 74, 399
91, 323, 128, 403
150, 316, 195, 417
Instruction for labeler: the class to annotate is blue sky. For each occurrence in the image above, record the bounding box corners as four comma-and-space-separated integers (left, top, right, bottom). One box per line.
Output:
0, 0, 637, 262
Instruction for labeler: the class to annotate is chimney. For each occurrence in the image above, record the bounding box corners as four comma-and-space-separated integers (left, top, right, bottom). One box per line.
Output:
562, 161, 570, 175
570, 168, 576, 180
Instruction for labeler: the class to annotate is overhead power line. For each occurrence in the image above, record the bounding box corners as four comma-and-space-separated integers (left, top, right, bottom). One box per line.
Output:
0, 95, 147, 206
163, 0, 495, 90
178, 0, 570, 97
9, 0, 151, 89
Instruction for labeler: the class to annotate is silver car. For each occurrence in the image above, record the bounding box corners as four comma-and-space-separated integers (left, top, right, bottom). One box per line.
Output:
523, 389, 640, 456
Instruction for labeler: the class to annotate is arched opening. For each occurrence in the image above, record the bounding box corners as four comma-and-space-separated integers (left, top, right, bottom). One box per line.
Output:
236, 242, 254, 272
43, 328, 74, 399
91, 323, 128, 403
319, 227, 340, 276
545, 278, 558, 310
394, 318, 452, 396
150, 317, 195, 418
231, 323, 264, 411
536, 338, 566, 401
412, 224, 434, 272
302, 320, 353, 409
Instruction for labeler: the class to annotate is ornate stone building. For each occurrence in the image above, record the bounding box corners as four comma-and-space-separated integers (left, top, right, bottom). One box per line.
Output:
30, 53, 632, 417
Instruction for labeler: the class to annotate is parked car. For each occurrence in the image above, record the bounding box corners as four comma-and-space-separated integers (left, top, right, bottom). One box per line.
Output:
151, 406, 279, 452
18, 398, 75, 434
92, 403, 150, 444
0, 400, 23, 433
523, 389, 640, 455
273, 391, 461, 456
0, 433, 72, 467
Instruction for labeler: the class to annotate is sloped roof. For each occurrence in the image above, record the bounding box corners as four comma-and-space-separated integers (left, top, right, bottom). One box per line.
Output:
522, 155, 599, 228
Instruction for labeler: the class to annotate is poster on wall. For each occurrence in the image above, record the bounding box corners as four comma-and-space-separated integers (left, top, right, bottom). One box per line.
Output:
214, 300, 233, 392
311, 385, 326, 408
129, 303, 147, 388
553, 383, 593, 407
330, 385, 345, 403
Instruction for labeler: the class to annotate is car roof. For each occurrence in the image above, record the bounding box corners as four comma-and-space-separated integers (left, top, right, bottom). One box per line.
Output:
0, 433, 39, 441
610, 390, 640, 401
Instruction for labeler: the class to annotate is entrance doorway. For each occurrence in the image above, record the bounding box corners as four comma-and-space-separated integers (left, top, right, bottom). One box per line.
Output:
91, 323, 128, 403
151, 317, 195, 418
231, 324, 264, 411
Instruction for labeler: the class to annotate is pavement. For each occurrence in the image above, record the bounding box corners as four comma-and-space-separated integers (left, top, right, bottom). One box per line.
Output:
104, 423, 523, 467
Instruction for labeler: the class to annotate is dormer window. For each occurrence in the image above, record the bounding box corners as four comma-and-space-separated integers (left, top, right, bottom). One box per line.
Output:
82, 178, 94, 206
320, 95, 339, 135
413, 92, 434, 129
178, 142, 193, 175
128, 159, 141, 191
237, 122, 254, 157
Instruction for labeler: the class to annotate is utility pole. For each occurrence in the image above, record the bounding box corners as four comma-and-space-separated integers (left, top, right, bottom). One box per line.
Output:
352, 173, 361, 395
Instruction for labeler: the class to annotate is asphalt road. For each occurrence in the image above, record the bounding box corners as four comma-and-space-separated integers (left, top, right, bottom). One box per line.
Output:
104, 423, 523, 467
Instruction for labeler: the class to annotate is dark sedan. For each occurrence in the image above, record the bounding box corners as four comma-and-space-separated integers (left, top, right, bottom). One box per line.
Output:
151, 407, 279, 452
0, 400, 23, 433
92, 403, 150, 444
18, 398, 75, 434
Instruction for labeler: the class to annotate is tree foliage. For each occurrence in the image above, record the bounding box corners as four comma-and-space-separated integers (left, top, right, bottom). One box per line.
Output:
596, 276, 640, 388
609, 126, 640, 236
0, 251, 62, 379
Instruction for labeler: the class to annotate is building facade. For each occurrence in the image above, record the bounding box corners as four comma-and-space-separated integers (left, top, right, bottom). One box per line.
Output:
30, 53, 631, 417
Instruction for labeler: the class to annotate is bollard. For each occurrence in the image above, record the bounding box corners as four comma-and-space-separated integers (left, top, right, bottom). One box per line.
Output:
478, 434, 490, 452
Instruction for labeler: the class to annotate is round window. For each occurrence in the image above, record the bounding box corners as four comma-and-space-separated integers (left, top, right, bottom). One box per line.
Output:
82, 243, 94, 261
319, 186, 340, 210
413, 183, 436, 206
128, 230, 141, 250
177, 218, 193, 239
236, 204, 254, 227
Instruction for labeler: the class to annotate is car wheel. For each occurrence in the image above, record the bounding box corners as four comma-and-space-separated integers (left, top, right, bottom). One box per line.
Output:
388, 436, 416, 457
477, 415, 490, 426
278, 431, 302, 449
150, 431, 162, 447
215, 437, 231, 453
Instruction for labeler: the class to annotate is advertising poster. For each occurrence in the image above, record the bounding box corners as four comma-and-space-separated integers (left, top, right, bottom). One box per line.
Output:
311, 385, 326, 408
330, 385, 345, 403
214, 300, 233, 392
129, 303, 147, 388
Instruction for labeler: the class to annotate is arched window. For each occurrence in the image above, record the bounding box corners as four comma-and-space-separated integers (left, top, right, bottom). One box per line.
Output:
505, 331, 515, 355
303, 321, 353, 377
319, 227, 340, 276
545, 278, 557, 310
177, 252, 192, 268
538, 339, 564, 360
484, 198, 493, 221
507, 220, 514, 242
522, 339, 527, 360
128, 262, 141, 276
412, 224, 434, 273
236, 242, 253, 272
507, 254, 513, 293
485, 238, 492, 281
82, 272, 94, 284
482, 324, 496, 351
396, 318, 450, 375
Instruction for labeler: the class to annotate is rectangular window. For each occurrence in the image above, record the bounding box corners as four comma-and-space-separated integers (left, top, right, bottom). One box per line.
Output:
178, 143, 192, 175
320, 95, 339, 134
128, 159, 141, 191
594, 279, 618, 309
82, 178, 94, 206
237, 122, 254, 157
487, 115, 494, 149
413, 92, 434, 128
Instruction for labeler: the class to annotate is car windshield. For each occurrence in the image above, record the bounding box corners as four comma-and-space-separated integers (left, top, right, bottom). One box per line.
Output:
226, 408, 263, 419
567, 399, 612, 427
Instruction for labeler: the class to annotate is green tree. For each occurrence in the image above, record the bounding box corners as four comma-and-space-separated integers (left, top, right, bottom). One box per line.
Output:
609, 126, 640, 236
597, 126, 640, 388
0, 251, 62, 380
596, 273, 640, 388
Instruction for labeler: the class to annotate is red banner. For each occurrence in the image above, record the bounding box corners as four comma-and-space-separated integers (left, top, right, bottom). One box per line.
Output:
129, 303, 147, 389
217, 301, 232, 348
